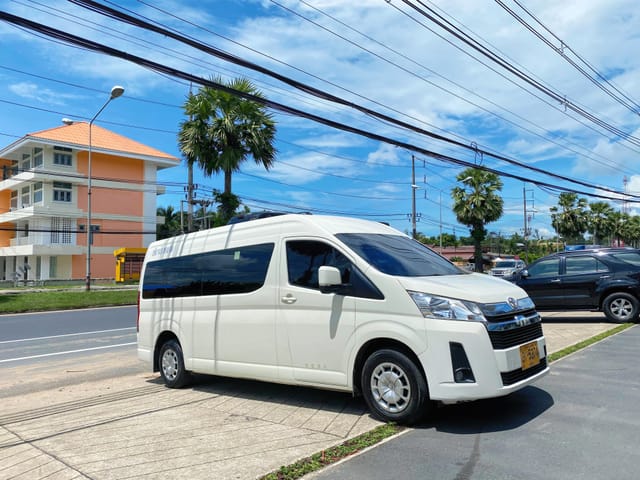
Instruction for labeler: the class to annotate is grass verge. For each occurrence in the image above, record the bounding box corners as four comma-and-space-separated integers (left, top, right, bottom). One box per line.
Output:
547, 322, 634, 363
259, 423, 404, 480
0, 289, 137, 314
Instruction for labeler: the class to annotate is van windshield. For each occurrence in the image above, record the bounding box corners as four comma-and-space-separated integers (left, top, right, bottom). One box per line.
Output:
336, 233, 465, 277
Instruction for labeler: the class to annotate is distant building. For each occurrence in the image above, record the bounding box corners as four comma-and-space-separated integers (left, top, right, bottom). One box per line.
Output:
0, 122, 179, 282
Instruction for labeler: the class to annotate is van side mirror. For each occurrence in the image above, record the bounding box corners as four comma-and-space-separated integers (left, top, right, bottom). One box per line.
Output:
520, 269, 530, 278
319, 266, 343, 294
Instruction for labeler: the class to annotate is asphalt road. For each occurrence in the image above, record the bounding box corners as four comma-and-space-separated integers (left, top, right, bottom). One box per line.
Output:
0, 305, 137, 365
0, 306, 143, 397
310, 325, 640, 480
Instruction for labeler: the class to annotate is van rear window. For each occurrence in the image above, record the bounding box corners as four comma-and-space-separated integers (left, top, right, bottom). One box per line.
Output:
142, 243, 274, 299
337, 233, 464, 277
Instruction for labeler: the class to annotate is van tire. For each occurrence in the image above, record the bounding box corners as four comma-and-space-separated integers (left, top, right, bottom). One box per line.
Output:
361, 349, 429, 425
159, 340, 191, 388
603, 292, 639, 323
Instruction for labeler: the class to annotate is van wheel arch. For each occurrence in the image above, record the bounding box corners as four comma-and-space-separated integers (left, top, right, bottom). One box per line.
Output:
359, 346, 432, 424
353, 339, 427, 394
153, 331, 180, 372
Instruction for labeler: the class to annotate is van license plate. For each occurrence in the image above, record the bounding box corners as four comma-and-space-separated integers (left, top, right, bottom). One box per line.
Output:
520, 341, 540, 370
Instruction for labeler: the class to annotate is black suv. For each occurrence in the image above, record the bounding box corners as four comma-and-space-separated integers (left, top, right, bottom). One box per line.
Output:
511, 248, 640, 323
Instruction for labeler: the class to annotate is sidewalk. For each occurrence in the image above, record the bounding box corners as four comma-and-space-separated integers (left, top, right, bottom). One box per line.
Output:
0, 314, 623, 480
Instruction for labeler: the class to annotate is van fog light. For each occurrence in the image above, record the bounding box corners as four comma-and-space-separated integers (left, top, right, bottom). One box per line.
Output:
450, 342, 476, 383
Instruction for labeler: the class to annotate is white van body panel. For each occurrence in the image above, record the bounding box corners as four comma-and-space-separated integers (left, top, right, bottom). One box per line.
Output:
138, 214, 548, 407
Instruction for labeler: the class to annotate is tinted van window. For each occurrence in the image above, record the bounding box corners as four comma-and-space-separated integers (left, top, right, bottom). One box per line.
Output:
142, 243, 274, 299
286, 240, 383, 299
337, 233, 462, 277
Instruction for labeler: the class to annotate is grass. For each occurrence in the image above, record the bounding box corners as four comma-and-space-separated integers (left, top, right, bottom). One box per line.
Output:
0, 288, 138, 313
547, 322, 634, 363
259, 423, 403, 480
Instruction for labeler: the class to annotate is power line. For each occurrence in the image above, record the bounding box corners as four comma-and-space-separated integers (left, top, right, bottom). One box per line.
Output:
28, 2, 639, 201
393, 0, 640, 149
2, 8, 638, 206
274, 0, 627, 176
495, 0, 640, 116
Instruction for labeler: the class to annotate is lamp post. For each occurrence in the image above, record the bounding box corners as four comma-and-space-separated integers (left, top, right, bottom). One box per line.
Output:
86, 85, 124, 291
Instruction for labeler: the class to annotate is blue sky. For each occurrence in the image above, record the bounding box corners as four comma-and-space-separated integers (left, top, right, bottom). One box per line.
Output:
1, 0, 639, 240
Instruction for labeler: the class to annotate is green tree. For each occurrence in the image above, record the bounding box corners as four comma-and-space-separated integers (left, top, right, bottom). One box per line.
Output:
178, 77, 277, 223
619, 214, 640, 247
550, 193, 588, 244
451, 168, 504, 272
587, 201, 614, 245
156, 205, 181, 239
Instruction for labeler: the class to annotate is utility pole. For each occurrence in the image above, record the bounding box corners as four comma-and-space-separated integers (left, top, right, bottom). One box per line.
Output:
439, 191, 443, 252
523, 186, 535, 262
411, 155, 417, 239
186, 82, 194, 233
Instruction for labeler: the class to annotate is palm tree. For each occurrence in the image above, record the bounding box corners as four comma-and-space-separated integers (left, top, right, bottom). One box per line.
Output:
550, 193, 588, 244
178, 77, 277, 223
157, 205, 181, 239
619, 214, 640, 248
451, 168, 504, 272
587, 201, 614, 245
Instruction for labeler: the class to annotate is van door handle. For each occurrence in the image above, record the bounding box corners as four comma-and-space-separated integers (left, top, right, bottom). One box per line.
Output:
281, 294, 297, 304
550, 279, 561, 283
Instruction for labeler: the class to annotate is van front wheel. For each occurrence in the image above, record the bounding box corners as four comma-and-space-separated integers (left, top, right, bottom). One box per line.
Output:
361, 349, 429, 425
159, 340, 191, 388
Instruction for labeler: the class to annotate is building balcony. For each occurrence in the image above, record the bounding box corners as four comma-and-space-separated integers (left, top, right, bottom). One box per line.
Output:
0, 204, 84, 223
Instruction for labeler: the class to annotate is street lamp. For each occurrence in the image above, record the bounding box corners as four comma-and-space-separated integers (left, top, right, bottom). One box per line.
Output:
86, 85, 124, 291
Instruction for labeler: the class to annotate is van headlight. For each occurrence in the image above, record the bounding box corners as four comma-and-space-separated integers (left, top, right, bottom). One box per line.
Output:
408, 291, 486, 322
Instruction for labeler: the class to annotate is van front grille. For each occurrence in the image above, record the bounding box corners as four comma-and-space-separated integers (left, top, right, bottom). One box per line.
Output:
488, 322, 543, 350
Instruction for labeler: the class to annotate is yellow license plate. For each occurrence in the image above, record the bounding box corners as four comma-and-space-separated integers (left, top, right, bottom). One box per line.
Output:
520, 341, 540, 370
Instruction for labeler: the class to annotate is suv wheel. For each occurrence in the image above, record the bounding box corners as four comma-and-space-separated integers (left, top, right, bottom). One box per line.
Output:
603, 292, 639, 323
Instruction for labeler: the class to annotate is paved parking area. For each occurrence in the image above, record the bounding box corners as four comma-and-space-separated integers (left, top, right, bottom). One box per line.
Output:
0, 313, 621, 479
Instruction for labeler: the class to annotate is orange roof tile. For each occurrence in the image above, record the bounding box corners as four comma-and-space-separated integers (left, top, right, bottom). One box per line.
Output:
27, 122, 179, 163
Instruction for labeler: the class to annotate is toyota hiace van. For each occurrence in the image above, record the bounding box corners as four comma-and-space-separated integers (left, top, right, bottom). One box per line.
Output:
138, 214, 548, 424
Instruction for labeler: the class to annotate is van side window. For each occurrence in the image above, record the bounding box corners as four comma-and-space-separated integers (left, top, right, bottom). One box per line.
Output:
142, 243, 274, 299
286, 240, 383, 299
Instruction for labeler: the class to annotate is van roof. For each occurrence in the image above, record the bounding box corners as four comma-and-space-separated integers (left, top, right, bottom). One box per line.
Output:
227, 213, 401, 236
145, 214, 408, 262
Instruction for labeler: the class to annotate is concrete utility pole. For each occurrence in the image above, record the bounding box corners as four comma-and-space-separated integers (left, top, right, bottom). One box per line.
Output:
411, 155, 417, 239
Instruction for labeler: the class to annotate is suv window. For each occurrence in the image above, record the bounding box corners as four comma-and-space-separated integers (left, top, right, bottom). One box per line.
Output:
286, 240, 383, 299
565, 256, 610, 275
527, 258, 559, 277
611, 251, 640, 267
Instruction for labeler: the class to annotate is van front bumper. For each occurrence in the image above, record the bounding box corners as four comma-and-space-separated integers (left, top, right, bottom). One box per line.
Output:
422, 317, 549, 402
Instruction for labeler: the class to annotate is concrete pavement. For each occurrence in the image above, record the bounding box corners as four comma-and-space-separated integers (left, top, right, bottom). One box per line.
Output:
0, 312, 626, 480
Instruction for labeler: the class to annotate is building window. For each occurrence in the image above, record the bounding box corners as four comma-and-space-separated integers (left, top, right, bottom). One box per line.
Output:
49, 256, 57, 279
21, 186, 30, 207
53, 182, 72, 202
21, 153, 31, 171
33, 148, 43, 168
51, 217, 73, 244
53, 146, 73, 166
10, 191, 17, 210
33, 182, 43, 204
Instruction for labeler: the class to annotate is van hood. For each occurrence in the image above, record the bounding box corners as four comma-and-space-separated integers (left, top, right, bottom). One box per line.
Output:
396, 272, 529, 305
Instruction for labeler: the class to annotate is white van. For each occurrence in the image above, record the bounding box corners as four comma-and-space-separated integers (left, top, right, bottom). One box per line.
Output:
138, 214, 548, 424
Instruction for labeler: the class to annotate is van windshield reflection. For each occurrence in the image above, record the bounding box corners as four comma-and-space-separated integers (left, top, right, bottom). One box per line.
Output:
337, 233, 465, 277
